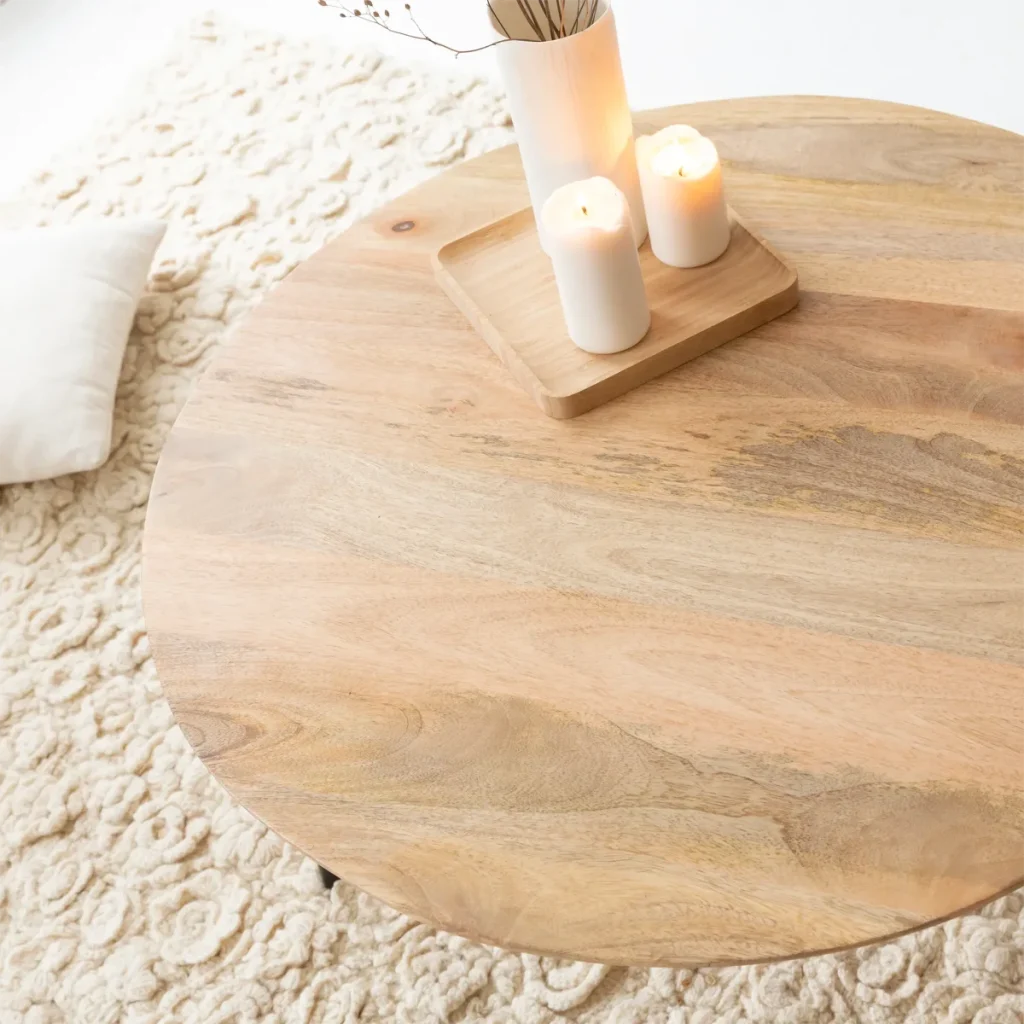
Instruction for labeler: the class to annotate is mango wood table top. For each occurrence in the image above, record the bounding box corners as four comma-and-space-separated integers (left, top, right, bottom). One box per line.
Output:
143, 97, 1024, 967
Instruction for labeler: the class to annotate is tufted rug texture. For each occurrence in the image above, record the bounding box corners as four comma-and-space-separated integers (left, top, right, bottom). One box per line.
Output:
1, 15, 1022, 1024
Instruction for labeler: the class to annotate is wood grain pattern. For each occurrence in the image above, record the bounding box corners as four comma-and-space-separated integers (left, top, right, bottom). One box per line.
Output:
142, 97, 1024, 967
434, 206, 798, 417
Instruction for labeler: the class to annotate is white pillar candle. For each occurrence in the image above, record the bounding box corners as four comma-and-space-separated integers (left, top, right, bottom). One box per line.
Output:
636, 125, 732, 268
541, 176, 650, 355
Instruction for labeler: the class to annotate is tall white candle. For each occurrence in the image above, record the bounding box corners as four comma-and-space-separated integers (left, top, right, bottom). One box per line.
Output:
541, 176, 650, 355
636, 125, 732, 268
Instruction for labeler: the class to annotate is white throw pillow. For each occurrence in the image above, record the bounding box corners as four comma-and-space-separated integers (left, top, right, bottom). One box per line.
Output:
0, 220, 166, 485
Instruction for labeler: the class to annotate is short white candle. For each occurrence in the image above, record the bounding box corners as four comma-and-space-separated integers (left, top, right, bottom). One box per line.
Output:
636, 125, 732, 268
541, 176, 650, 355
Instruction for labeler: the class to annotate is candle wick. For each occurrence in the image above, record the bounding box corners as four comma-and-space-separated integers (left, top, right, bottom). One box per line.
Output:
581, 205, 588, 216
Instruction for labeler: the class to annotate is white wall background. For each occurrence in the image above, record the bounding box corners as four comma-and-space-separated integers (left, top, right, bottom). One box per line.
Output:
1, 0, 1022, 201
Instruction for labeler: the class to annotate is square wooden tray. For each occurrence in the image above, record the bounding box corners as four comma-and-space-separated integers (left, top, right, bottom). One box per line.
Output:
433, 206, 799, 419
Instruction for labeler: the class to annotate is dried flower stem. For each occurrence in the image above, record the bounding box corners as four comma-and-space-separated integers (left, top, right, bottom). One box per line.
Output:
319, 0, 508, 54
537, 0, 558, 40
514, 0, 545, 40
317, 0, 604, 53
487, 1, 510, 39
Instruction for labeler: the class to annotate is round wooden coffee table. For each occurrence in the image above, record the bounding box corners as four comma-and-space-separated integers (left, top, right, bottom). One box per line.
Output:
143, 97, 1024, 967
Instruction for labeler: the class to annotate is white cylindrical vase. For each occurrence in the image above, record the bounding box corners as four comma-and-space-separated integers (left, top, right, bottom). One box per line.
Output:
489, 0, 647, 248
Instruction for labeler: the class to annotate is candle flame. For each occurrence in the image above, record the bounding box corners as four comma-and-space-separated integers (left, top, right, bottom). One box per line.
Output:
542, 178, 629, 234
651, 137, 717, 180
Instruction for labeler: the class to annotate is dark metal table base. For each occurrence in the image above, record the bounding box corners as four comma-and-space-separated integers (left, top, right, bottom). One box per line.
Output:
318, 865, 340, 889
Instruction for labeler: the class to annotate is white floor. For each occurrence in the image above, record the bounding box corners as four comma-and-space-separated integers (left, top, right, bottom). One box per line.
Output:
1, 0, 1022, 201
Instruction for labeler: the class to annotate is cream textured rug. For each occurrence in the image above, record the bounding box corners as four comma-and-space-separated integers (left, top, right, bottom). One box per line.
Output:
1, 15, 1022, 1024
